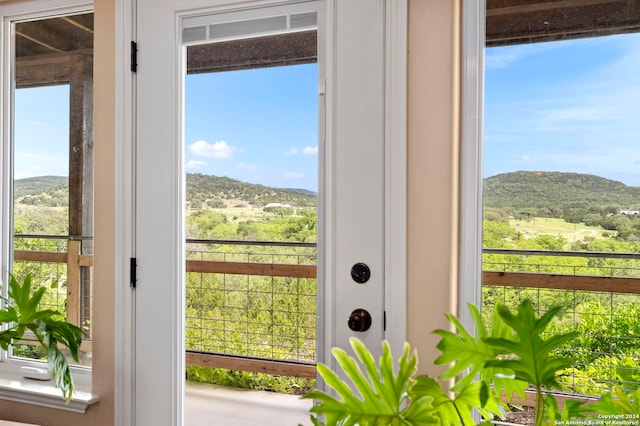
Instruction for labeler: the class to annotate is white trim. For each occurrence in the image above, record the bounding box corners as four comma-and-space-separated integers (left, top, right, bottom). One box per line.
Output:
383, 0, 407, 355
318, 0, 334, 377
0, 0, 98, 411
459, 0, 485, 328
0, 372, 98, 413
114, 0, 136, 425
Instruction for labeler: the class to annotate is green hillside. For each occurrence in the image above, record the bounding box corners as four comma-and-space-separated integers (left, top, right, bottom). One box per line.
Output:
484, 171, 640, 210
186, 174, 316, 208
14, 174, 316, 209
17, 171, 637, 212
14, 176, 68, 207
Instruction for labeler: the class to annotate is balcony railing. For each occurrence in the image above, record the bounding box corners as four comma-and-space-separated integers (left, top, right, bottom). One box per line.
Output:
483, 248, 640, 396
10, 236, 640, 396
184, 239, 317, 378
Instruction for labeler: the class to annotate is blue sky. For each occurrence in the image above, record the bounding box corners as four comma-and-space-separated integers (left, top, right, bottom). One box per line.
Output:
13, 32, 640, 189
484, 32, 640, 186
185, 63, 318, 191
14, 85, 69, 179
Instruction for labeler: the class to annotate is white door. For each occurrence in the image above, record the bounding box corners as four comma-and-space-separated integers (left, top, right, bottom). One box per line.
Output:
135, 1, 397, 424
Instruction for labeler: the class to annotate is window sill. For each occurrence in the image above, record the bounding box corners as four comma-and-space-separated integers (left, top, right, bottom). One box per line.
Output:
0, 372, 99, 413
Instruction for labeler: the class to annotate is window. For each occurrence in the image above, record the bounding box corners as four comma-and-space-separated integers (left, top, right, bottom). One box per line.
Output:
482, 0, 640, 398
1, 1, 97, 411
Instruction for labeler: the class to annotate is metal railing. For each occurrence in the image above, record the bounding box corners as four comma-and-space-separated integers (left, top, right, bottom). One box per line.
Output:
184, 239, 317, 378
11, 234, 94, 365
483, 248, 640, 396
10, 237, 640, 393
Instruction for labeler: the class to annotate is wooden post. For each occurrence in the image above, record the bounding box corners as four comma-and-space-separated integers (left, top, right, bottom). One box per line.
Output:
68, 52, 93, 240
68, 52, 93, 334
66, 240, 81, 326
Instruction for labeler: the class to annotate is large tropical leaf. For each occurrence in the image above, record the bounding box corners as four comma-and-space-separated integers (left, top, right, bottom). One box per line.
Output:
411, 375, 504, 425
303, 338, 437, 426
484, 300, 578, 390
433, 303, 527, 402
0, 274, 83, 402
543, 394, 589, 425
590, 387, 640, 416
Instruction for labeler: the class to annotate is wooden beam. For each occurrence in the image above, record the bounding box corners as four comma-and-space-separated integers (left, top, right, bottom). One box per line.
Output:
15, 16, 93, 56
13, 250, 67, 264
79, 254, 93, 267
486, 0, 640, 46
483, 270, 640, 294
68, 52, 93, 239
187, 30, 317, 74
62, 17, 94, 34
487, 0, 621, 17
16, 30, 64, 53
186, 351, 316, 379
66, 240, 81, 327
504, 389, 599, 408
15, 52, 72, 88
16, 337, 92, 354
187, 260, 316, 278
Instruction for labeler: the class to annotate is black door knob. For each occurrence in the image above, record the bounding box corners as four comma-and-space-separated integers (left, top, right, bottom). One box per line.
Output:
348, 309, 372, 332
351, 263, 371, 283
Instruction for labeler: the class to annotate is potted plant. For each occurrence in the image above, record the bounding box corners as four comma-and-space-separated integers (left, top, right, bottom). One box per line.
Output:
0, 274, 83, 402
303, 300, 640, 425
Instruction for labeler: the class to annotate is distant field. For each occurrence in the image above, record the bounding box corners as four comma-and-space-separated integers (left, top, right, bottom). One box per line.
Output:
200, 206, 315, 223
509, 217, 612, 246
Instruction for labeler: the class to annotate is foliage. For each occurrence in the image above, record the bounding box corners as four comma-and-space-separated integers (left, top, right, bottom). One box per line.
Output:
543, 395, 591, 424
186, 366, 315, 394
305, 300, 582, 426
484, 301, 579, 425
186, 173, 316, 208
302, 338, 438, 426
13, 171, 640, 404
0, 274, 83, 402
589, 387, 640, 416
484, 171, 640, 212
13, 176, 68, 208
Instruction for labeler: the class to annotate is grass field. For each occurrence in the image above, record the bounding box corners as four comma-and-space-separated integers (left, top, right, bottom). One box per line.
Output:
510, 217, 612, 247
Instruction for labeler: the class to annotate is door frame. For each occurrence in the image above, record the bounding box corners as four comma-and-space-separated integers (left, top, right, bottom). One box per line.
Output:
113, 1, 407, 424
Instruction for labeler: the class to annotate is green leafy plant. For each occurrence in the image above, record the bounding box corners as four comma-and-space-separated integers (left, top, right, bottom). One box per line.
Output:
302, 338, 437, 425
483, 301, 579, 425
589, 387, 640, 416
304, 300, 584, 426
0, 274, 83, 402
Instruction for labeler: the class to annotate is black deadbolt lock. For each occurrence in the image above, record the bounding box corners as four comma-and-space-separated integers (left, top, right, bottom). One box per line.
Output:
351, 263, 371, 284
348, 309, 372, 332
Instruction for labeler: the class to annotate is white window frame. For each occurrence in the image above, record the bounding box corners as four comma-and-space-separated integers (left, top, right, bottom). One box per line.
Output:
0, 0, 99, 412
459, 0, 485, 328
114, 0, 407, 424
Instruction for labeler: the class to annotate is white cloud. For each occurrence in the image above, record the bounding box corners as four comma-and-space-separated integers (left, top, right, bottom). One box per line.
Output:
284, 146, 318, 156
486, 48, 524, 70
486, 42, 564, 70
14, 152, 67, 179
302, 146, 318, 155
189, 140, 237, 159
284, 172, 304, 179
185, 160, 207, 170
237, 162, 258, 172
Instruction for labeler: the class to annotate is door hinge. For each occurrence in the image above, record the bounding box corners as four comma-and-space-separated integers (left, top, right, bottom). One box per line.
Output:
130, 257, 137, 288
131, 41, 138, 73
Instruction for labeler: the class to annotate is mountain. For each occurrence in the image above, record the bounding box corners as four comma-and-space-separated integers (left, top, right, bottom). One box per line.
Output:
484, 171, 640, 210
14, 174, 317, 209
186, 174, 316, 208
14, 176, 68, 197
19, 171, 635, 212
14, 176, 69, 207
